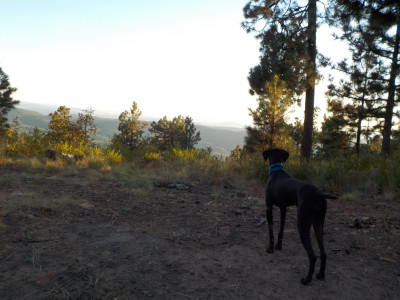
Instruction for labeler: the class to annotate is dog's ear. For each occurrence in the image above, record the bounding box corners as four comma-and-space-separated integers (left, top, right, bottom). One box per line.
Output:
262, 149, 270, 161
281, 149, 290, 162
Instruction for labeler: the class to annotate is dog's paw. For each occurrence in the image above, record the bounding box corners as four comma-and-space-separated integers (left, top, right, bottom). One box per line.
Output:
275, 243, 282, 250
300, 277, 312, 285
316, 273, 325, 281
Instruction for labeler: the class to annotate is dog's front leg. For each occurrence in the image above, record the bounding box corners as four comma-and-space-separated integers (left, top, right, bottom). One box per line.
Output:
275, 207, 286, 250
266, 206, 274, 253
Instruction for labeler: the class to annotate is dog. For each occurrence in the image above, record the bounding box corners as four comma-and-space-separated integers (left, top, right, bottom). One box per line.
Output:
262, 148, 337, 285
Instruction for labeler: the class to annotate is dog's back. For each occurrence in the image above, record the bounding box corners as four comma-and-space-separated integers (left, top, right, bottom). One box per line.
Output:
267, 170, 335, 207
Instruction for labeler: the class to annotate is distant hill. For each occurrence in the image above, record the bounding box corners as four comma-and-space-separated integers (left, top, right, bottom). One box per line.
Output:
8, 108, 51, 130
7, 107, 246, 156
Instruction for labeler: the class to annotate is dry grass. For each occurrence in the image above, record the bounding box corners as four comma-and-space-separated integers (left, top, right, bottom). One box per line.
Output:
1, 190, 81, 213
1, 147, 400, 205
0, 160, 158, 214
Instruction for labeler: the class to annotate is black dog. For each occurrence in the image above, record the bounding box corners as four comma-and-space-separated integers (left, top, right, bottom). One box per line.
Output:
262, 148, 337, 285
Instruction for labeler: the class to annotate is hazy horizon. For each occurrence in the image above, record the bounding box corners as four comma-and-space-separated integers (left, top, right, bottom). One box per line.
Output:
16, 100, 249, 129
1, 0, 346, 129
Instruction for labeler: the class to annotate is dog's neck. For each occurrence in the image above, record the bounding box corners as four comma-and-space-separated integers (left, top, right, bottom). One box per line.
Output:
268, 163, 284, 175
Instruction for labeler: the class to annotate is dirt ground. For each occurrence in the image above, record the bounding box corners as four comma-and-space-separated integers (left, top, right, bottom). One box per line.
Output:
0, 164, 399, 299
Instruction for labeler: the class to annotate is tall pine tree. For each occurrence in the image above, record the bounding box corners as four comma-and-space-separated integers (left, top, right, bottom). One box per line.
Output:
242, 0, 319, 160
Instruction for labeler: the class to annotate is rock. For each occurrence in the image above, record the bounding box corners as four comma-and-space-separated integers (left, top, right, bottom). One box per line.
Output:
247, 196, 259, 202
255, 218, 266, 227
238, 204, 250, 210
166, 183, 191, 191
350, 217, 374, 229
175, 183, 191, 191
223, 178, 236, 189
79, 202, 94, 209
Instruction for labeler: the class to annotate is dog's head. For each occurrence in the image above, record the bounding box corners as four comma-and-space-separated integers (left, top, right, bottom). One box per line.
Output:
262, 148, 289, 165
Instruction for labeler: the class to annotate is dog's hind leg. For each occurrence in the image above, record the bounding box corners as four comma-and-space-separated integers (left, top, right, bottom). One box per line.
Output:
266, 207, 274, 253
314, 222, 326, 280
298, 218, 317, 285
275, 207, 286, 250
313, 208, 327, 280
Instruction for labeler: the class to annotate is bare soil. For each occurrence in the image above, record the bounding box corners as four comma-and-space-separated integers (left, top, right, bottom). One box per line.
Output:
1, 165, 399, 299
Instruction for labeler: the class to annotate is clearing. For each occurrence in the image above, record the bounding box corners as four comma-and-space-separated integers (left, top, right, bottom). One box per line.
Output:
0, 164, 399, 299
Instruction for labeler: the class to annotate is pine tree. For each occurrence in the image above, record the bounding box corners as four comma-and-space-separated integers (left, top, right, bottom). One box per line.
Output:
242, 0, 319, 160
0, 67, 19, 134
332, 0, 400, 156
245, 75, 295, 152
149, 116, 174, 151
326, 48, 387, 153
317, 100, 355, 156
117, 102, 148, 149
149, 115, 201, 150
179, 116, 201, 149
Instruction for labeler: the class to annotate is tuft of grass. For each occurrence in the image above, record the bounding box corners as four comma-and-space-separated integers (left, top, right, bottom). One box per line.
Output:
44, 159, 64, 171
22, 157, 46, 170
87, 158, 107, 170
0, 155, 13, 165
342, 192, 359, 202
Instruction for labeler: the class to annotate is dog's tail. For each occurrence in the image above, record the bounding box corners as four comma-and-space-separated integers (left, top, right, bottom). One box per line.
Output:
318, 192, 338, 200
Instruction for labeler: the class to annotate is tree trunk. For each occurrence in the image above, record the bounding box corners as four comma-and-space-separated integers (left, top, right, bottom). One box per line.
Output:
381, 21, 400, 157
355, 102, 363, 154
301, 0, 317, 161
356, 74, 368, 154
270, 114, 275, 148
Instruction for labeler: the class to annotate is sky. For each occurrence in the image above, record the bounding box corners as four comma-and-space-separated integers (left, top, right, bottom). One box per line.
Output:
0, 0, 344, 127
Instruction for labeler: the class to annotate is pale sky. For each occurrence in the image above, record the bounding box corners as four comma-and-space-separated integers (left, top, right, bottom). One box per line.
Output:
0, 0, 343, 127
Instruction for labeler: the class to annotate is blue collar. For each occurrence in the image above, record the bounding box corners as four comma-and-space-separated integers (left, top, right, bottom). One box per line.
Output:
268, 163, 284, 175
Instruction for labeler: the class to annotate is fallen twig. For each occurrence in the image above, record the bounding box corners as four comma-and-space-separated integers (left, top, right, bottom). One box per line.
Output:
379, 257, 396, 264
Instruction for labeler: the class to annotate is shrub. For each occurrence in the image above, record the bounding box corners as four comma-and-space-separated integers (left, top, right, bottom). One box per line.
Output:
105, 149, 123, 165
2, 128, 47, 157
143, 151, 162, 163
